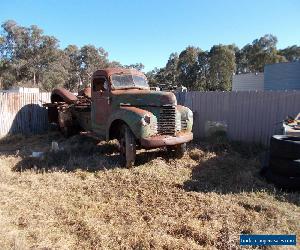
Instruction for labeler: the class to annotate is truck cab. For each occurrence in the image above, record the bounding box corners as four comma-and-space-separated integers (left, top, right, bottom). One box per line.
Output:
90, 68, 193, 166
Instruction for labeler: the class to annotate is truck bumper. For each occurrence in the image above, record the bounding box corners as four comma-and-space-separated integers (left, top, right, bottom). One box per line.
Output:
140, 132, 193, 149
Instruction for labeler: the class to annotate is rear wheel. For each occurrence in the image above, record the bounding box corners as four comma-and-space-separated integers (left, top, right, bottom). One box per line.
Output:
167, 143, 186, 158
58, 110, 74, 137
118, 125, 136, 168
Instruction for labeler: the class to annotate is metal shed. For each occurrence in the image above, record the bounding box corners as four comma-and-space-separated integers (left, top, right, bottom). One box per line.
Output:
232, 73, 264, 91
264, 61, 300, 90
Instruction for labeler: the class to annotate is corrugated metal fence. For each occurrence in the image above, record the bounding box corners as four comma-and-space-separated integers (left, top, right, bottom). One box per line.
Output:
0, 92, 51, 136
1, 91, 300, 145
177, 91, 300, 145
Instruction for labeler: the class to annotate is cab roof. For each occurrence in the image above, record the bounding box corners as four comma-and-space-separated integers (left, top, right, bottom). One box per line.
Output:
93, 67, 146, 79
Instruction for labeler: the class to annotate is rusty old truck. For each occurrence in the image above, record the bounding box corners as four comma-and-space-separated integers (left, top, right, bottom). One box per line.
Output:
45, 68, 193, 167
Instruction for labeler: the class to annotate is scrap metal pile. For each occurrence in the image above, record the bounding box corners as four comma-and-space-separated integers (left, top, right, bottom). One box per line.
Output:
43, 87, 92, 136
49, 87, 91, 106
283, 113, 300, 137
44, 87, 91, 111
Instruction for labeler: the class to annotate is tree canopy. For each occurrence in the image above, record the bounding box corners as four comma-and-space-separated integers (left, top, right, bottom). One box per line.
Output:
0, 20, 144, 91
150, 34, 299, 91
1, 20, 299, 91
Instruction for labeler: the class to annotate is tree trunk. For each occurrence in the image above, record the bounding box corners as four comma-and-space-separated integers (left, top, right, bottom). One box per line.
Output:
33, 72, 36, 85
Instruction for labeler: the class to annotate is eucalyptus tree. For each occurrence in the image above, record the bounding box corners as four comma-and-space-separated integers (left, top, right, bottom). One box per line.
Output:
208, 45, 236, 91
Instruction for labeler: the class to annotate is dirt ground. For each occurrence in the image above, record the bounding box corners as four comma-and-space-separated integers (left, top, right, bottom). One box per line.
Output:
0, 132, 299, 249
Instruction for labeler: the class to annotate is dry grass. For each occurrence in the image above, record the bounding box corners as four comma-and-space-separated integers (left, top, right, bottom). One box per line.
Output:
0, 133, 299, 249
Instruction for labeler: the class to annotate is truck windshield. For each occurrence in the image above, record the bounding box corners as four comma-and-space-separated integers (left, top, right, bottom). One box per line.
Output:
111, 74, 149, 89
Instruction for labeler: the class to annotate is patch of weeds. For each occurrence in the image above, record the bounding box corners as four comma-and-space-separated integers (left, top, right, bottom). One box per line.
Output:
188, 148, 204, 161
230, 141, 266, 158
0, 134, 26, 145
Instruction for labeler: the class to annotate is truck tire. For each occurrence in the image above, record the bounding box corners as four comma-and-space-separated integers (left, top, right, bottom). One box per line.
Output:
264, 168, 300, 191
269, 157, 300, 177
58, 110, 77, 137
270, 135, 300, 160
61, 125, 76, 138
118, 125, 136, 168
167, 143, 187, 158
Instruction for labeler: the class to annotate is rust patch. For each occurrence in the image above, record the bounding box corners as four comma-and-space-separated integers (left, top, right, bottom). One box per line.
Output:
78, 87, 91, 99
140, 132, 193, 148
93, 67, 145, 80
51, 88, 78, 104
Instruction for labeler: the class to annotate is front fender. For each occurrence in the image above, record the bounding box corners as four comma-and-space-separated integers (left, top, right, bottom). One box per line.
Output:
106, 106, 152, 140
177, 105, 193, 132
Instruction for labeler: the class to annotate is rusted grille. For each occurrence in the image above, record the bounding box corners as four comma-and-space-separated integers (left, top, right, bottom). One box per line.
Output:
157, 106, 176, 135
181, 120, 188, 130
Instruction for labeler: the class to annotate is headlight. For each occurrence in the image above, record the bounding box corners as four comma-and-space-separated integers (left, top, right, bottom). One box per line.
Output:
141, 114, 151, 126
187, 109, 193, 121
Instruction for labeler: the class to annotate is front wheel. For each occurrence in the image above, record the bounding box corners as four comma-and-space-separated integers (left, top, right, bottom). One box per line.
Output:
167, 143, 187, 158
118, 125, 136, 168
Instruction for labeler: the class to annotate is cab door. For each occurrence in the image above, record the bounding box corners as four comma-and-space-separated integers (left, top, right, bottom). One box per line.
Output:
91, 77, 111, 136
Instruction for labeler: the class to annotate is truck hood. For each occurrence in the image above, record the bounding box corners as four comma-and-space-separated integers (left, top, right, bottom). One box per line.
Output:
111, 89, 177, 107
